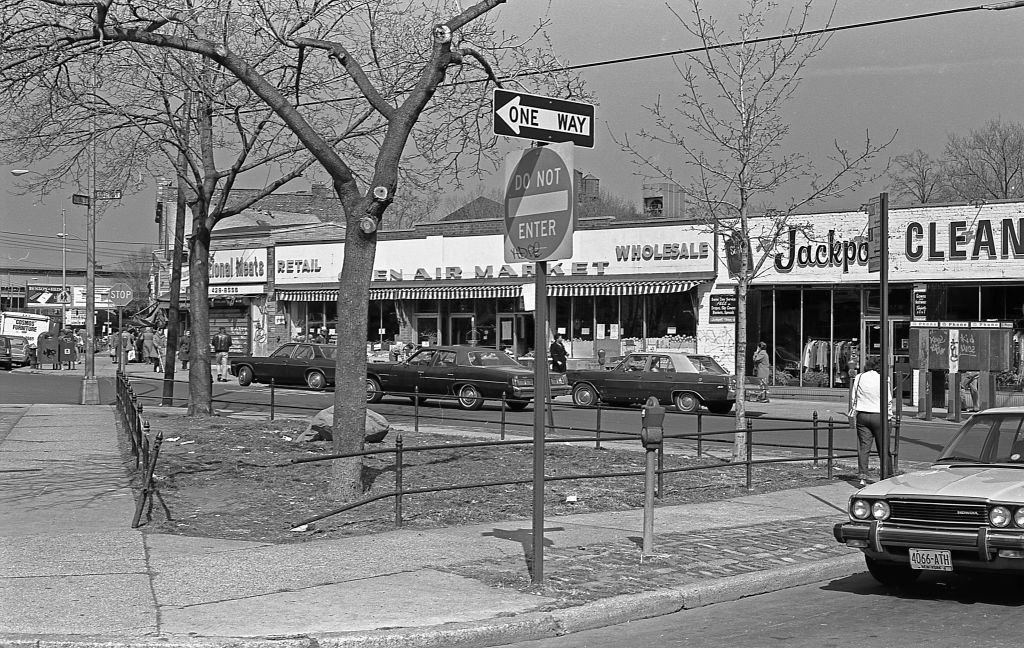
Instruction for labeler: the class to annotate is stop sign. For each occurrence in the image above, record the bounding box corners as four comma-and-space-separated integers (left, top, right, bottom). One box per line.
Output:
503, 142, 574, 263
107, 282, 134, 307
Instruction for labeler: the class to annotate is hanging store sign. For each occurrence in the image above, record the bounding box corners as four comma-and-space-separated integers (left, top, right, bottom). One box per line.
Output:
708, 293, 737, 324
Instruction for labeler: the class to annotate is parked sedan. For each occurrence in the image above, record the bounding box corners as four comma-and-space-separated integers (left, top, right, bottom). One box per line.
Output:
566, 351, 736, 413
2, 335, 30, 367
365, 345, 570, 411
834, 407, 1024, 586
229, 342, 337, 390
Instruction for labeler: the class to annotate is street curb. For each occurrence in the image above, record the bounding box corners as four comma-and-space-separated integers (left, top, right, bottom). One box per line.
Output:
0, 554, 863, 648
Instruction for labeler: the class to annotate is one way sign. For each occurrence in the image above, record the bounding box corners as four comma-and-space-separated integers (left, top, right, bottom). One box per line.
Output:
493, 89, 595, 148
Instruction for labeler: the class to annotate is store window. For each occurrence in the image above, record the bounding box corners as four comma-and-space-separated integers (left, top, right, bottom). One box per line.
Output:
865, 286, 912, 317
801, 289, 831, 386
554, 297, 571, 339
620, 295, 643, 339
946, 285, 979, 321
981, 285, 1024, 321
645, 291, 697, 339
595, 296, 618, 341
368, 300, 400, 343
572, 296, 594, 341
774, 289, 801, 381
476, 299, 496, 347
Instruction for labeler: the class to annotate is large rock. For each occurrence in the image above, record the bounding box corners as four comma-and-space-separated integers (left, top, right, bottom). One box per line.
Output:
300, 406, 390, 443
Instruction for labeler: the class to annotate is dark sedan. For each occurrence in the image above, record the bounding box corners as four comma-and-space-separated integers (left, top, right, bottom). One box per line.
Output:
566, 351, 736, 413
366, 345, 570, 411
230, 342, 337, 390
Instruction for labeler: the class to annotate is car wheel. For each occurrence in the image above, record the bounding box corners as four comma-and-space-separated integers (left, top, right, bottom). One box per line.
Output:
673, 392, 700, 413
237, 366, 253, 387
306, 370, 327, 391
865, 556, 920, 587
707, 401, 733, 415
572, 383, 599, 407
506, 399, 529, 411
366, 377, 383, 403
457, 384, 484, 410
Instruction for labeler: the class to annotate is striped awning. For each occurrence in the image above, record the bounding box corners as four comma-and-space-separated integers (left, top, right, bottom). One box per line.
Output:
276, 279, 705, 301
547, 280, 703, 297
275, 284, 522, 301
369, 284, 521, 300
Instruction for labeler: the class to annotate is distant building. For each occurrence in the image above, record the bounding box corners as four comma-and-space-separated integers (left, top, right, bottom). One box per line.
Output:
642, 182, 686, 220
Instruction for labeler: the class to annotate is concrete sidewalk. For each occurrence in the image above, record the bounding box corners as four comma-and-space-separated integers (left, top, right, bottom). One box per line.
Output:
0, 401, 872, 648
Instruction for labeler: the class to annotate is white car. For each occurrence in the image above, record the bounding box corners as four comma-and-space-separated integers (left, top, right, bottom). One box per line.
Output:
834, 407, 1024, 586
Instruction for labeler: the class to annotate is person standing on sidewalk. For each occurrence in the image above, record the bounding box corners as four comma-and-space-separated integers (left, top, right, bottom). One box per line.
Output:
549, 334, 567, 372
178, 330, 191, 369
142, 327, 159, 372
849, 356, 894, 487
154, 327, 167, 373
752, 341, 771, 403
212, 327, 233, 382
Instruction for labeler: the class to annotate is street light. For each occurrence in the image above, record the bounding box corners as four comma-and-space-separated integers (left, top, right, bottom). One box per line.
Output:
10, 170, 70, 332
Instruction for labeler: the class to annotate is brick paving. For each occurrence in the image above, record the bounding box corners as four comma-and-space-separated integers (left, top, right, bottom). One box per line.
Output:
444, 515, 858, 608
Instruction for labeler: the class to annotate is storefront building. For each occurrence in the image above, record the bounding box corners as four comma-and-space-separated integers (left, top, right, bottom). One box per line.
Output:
702, 200, 1024, 396
271, 216, 717, 364
159, 247, 270, 357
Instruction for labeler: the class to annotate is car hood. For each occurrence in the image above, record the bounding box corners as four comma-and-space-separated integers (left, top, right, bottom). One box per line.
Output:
858, 464, 1024, 501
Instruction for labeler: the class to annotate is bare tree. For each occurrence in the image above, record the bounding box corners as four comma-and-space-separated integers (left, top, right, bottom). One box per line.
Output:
887, 148, 951, 204
111, 251, 154, 314
616, 0, 890, 459
0, 0, 583, 499
944, 117, 1024, 202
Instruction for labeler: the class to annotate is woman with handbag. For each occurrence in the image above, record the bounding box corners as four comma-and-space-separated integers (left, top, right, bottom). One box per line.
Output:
849, 356, 894, 487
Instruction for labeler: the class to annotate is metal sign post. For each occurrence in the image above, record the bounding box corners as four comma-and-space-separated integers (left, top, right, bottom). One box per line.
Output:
502, 143, 575, 586
868, 193, 891, 478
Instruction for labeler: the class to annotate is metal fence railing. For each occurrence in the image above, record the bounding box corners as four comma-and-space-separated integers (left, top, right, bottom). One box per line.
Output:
114, 369, 165, 528
118, 373, 900, 531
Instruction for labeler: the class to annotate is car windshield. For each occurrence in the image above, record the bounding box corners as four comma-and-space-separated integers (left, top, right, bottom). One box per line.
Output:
936, 413, 1024, 464
688, 355, 728, 375
465, 350, 521, 367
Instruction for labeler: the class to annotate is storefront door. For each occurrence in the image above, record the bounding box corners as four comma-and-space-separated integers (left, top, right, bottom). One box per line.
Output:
498, 314, 534, 358
449, 315, 475, 346
864, 317, 912, 401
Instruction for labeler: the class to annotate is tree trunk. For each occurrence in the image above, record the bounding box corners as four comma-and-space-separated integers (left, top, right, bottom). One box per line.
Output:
329, 199, 375, 501
188, 223, 214, 416
733, 275, 749, 460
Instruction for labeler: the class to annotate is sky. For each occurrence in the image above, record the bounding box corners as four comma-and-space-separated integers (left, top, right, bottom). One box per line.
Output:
3, 0, 1024, 272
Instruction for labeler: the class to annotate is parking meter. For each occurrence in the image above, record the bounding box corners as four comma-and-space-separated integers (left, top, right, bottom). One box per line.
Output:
641, 396, 665, 448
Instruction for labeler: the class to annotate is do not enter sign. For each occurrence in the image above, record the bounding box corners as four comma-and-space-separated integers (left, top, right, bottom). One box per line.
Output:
503, 143, 574, 263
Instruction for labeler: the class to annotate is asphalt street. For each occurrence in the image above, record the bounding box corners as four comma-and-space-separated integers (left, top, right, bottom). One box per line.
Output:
499, 571, 1024, 648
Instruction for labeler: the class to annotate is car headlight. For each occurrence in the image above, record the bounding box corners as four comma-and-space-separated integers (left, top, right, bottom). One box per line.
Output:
1014, 508, 1024, 528
511, 375, 533, 387
851, 499, 870, 520
990, 505, 1011, 528
871, 501, 890, 520
550, 374, 567, 385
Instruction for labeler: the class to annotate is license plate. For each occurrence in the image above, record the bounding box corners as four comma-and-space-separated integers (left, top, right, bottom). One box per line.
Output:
909, 548, 953, 571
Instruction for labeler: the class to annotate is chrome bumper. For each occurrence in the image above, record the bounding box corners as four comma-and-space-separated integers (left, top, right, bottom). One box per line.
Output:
834, 520, 1024, 567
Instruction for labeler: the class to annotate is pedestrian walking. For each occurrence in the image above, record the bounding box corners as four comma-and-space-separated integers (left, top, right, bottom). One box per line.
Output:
142, 327, 160, 372
212, 326, 233, 382
153, 327, 167, 372
849, 356, 894, 487
752, 341, 770, 403
549, 334, 568, 372
178, 330, 191, 369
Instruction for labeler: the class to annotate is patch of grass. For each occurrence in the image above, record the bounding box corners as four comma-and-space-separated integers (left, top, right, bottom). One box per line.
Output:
129, 411, 839, 544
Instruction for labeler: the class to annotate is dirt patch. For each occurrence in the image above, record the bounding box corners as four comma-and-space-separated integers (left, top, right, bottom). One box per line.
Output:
128, 410, 846, 544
